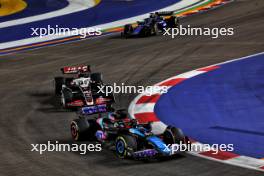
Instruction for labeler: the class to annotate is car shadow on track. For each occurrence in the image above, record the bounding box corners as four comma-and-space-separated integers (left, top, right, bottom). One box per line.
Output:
28, 89, 137, 113
28, 91, 75, 113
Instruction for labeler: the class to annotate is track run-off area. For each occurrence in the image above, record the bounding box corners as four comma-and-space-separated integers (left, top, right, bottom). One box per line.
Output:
129, 52, 264, 171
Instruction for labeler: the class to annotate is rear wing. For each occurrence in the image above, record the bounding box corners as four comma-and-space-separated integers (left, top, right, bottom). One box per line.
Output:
154, 11, 174, 16
61, 65, 91, 74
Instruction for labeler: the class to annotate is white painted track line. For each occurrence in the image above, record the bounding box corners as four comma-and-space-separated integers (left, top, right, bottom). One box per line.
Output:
0, 0, 208, 50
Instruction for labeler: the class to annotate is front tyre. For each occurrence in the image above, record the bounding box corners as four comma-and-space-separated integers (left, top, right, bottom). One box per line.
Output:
61, 93, 66, 108
163, 127, 186, 145
174, 17, 179, 28
61, 89, 73, 108
115, 135, 137, 158
54, 77, 65, 95
123, 24, 133, 38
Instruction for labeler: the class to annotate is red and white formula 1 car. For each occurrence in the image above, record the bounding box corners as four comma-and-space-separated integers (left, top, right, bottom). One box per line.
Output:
54, 65, 115, 109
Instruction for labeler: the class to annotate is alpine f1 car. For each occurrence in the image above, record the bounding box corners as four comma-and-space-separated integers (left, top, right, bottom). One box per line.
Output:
121, 11, 179, 38
70, 105, 190, 159
54, 65, 115, 109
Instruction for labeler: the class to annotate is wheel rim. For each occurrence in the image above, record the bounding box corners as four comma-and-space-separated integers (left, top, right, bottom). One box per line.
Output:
71, 123, 78, 140
116, 139, 126, 155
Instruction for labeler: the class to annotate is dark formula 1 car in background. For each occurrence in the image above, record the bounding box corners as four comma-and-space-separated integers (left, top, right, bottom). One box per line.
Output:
54, 65, 115, 109
121, 11, 179, 38
70, 105, 190, 159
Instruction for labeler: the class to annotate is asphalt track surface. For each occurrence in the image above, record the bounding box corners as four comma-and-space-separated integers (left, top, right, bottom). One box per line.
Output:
0, 0, 263, 175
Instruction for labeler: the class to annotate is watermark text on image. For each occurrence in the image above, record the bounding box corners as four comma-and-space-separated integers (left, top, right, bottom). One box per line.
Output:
31, 141, 102, 155
97, 83, 168, 96
31, 25, 102, 38
164, 141, 234, 155
163, 25, 234, 39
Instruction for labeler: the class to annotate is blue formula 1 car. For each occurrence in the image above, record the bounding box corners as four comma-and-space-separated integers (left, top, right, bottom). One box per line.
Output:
70, 105, 190, 159
121, 11, 179, 38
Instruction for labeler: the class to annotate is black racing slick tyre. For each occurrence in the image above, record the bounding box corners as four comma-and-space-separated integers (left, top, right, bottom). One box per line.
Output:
123, 24, 133, 38
91, 72, 103, 83
115, 135, 137, 158
140, 27, 150, 37
168, 16, 179, 28
70, 119, 89, 141
174, 17, 179, 28
61, 89, 73, 108
171, 17, 180, 28
163, 127, 186, 145
54, 77, 65, 95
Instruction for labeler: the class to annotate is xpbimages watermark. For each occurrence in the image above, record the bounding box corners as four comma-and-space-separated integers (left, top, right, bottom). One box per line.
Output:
163, 25, 234, 39
31, 25, 102, 38
31, 141, 102, 155
164, 141, 234, 155
97, 83, 168, 96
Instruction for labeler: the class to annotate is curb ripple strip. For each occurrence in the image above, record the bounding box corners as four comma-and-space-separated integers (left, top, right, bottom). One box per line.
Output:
128, 58, 264, 172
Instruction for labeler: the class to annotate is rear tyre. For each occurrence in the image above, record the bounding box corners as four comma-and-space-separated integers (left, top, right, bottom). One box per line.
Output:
115, 135, 137, 158
91, 72, 103, 83
70, 119, 90, 141
54, 77, 65, 95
